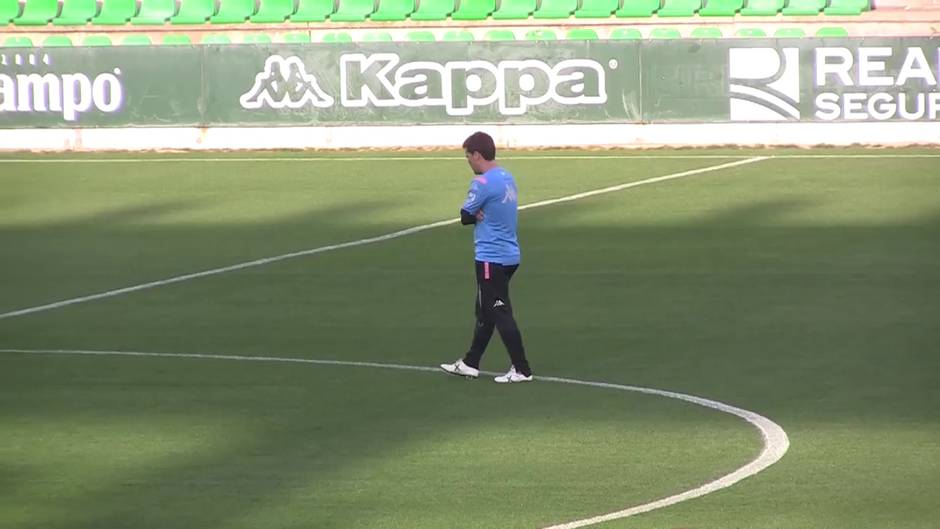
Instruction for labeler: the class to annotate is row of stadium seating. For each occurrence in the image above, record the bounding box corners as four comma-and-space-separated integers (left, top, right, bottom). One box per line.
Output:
0, 0, 871, 26
0, 25, 850, 45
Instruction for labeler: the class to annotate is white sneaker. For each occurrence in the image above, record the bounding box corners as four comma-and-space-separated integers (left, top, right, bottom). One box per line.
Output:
494, 366, 533, 384
440, 359, 479, 379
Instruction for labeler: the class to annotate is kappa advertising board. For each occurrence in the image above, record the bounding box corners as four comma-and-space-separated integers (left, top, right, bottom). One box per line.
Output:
0, 39, 937, 128
238, 53, 610, 116
207, 43, 637, 124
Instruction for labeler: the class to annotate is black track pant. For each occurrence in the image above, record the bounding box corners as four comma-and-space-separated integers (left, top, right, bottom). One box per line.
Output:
463, 260, 531, 376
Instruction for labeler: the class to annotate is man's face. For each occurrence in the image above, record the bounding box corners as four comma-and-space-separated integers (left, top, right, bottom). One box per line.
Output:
465, 150, 484, 175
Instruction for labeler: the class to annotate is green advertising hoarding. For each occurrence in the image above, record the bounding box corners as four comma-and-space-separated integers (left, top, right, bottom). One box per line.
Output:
204, 42, 640, 125
0, 47, 204, 127
0, 39, 937, 128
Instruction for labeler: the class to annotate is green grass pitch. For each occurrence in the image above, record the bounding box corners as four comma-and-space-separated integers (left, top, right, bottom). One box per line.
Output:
1, 149, 938, 529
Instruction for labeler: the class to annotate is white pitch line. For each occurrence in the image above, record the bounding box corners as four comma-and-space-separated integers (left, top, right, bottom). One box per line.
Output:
0, 157, 767, 321
0, 347, 790, 529
520, 156, 767, 211
538, 375, 789, 529
0, 153, 937, 164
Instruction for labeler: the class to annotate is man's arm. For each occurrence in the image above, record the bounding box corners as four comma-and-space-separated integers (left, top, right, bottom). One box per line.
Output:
460, 208, 477, 225
460, 180, 486, 226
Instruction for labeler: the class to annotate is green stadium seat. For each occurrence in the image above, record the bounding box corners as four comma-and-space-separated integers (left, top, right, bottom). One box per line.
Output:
816, 26, 848, 37
735, 27, 766, 37
3, 36, 34, 46
322, 32, 353, 42
250, 0, 294, 21
283, 32, 311, 42
13, 0, 60, 25
575, 0, 617, 17
243, 33, 272, 43
452, 0, 494, 20
699, 0, 742, 15
200, 34, 232, 43
492, 0, 535, 19
330, 0, 374, 21
1, 0, 21, 23
93, 0, 138, 24
824, 0, 867, 15
615, 0, 658, 18
566, 28, 598, 40
171, 0, 216, 23
533, 0, 576, 18
361, 31, 393, 41
443, 29, 474, 41
370, 0, 414, 20
650, 27, 681, 38
690, 26, 722, 37
43, 35, 73, 46
773, 27, 805, 38
739, 0, 781, 15
525, 29, 557, 40
121, 34, 153, 45
53, 0, 98, 25
608, 27, 642, 39
290, 0, 333, 21
162, 34, 193, 44
82, 35, 114, 46
406, 30, 435, 41
781, 0, 824, 15
130, 0, 176, 24
658, 0, 700, 17
484, 29, 515, 40
410, 0, 453, 19
210, 0, 256, 23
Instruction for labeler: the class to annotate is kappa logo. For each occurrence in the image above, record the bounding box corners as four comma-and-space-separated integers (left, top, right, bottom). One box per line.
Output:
239, 55, 334, 110
339, 53, 607, 116
729, 48, 800, 121
240, 53, 609, 115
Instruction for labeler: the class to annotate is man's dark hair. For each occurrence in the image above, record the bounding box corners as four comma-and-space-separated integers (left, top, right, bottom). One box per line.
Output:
463, 132, 496, 161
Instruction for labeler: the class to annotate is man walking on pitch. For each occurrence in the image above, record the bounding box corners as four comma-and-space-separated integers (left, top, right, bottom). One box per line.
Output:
441, 132, 533, 384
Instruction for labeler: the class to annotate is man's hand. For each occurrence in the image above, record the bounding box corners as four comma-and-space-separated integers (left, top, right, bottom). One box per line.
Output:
476, 210, 485, 222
